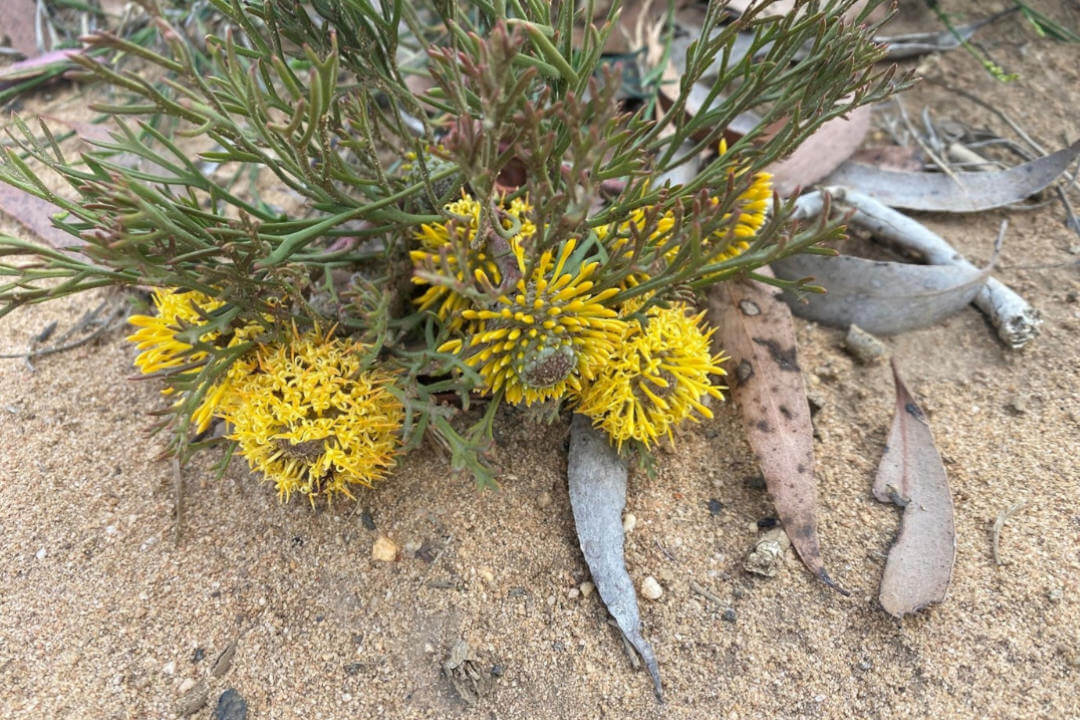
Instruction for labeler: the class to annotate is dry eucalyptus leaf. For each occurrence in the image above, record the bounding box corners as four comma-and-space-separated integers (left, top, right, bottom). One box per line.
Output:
874, 360, 956, 617
0, 1, 44, 58
708, 278, 846, 593
767, 105, 872, 196
771, 252, 990, 335
0, 184, 79, 249
824, 138, 1080, 212
567, 414, 662, 700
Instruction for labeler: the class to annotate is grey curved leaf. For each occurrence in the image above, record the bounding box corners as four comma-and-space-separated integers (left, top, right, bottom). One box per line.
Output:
567, 414, 662, 700
772, 253, 989, 335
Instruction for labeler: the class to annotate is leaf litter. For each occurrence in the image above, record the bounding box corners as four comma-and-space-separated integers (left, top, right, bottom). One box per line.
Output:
567, 414, 662, 700
873, 359, 956, 618
824, 138, 1080, 213
707, 275, 847, 594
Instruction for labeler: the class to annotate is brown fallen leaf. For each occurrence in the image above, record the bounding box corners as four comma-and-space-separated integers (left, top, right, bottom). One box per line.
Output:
873, 359, 956, 618
850, 145, 924, 172
0, 1, 44, 59
0, 184, 80, 249
767, 105, 873, 196
708, 275, 846, 594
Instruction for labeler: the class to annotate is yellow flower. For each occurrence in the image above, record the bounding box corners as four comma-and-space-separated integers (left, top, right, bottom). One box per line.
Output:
702, 169, 772, 264
575, 302, 727, 449
127, 288, 266, 433
411, 192, 536, 330
222, 329, 403, 503
440, 239, 626, 406
127, 289, 224, 376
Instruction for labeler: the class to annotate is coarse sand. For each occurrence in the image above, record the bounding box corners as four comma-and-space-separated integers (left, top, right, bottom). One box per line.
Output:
1, 3, 1079, 719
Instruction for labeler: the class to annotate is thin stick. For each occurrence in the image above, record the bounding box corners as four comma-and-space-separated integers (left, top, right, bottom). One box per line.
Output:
172, 458, 183, 547
991, 500, 1028, 566
689, 580, 724, 607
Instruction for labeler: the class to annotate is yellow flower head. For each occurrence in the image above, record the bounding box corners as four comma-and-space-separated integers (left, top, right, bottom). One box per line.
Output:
411, 192, 536, 329
440, 239, 626, 406
222, 329, 404, 503
127, 289, 223, 376
703, 169, 772, 264
575, 302, 727, 449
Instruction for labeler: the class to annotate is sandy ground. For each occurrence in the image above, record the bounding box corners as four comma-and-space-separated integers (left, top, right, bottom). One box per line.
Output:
1, 3, 1079, 719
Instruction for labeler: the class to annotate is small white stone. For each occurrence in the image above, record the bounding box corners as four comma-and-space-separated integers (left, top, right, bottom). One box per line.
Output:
423, 642, 435, 654
579, 581, 595, 598
105, 524, 118, 535
622, 513, 637, 534
342, 692, 352, 702
567, 587, 580, 600
537, 491, 553, 509
640, 576, 663, 601
162, 661, 176, 675
371, 536, 398, 562
402, 540, 422, 556
177, 678, 196, 695
35, 547, 47, 561
477, 567, 495, 584
546, 595, 556, 607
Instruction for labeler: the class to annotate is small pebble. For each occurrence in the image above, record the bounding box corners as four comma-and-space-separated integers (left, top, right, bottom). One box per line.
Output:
537, 491, 553, 509
177, 678, 196, 695
175, 680, 208, 717
707, 499, 724, 516
567, 587, 580, 600
371, 536, 399, 562
402, 539, 422, 556
1007, 395, 1029, 415
191, 648, 205, 663
579, 581, 595, 598
490, 664, 504, 677
35, 547, 46, 561
622, 513, 637, 534
721, 608, 737, 623
162, 661, 176, 675
546, 595, 556, 607
360, 510, 376, 531
640, 576, 663, 601
844, 324, 887, 364
477, 567, 495, 584
214, 689, 248, 720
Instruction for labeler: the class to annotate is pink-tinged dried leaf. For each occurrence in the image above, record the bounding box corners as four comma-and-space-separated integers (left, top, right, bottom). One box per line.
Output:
0, 49, 82, 88
0, 184, 80, 249
850, 145, 924, 172
874, 359, 956, 618
0, 1, 44, 59
768, 105, 872, 196
708, 277, 846, 594
825, 138, 1080, 212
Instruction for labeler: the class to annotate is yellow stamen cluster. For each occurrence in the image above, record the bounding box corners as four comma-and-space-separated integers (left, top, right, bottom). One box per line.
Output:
128, 289, 263, 433
702, 169, 772, 264
221, 329, 404, 503
127, 289, 223, 376
411, 192, 536, 330
440, 239, 626, 406
575, 302, 727, 449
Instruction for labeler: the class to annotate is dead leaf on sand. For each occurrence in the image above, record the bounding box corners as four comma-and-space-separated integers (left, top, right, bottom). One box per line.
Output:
767, 106, 873, 196
707, 276, 846, 594
0, 1, 44, 59
771, 252, 990, 335
567, 414, 662, 700
873, 359, 956, 618
0, 184, 80, 249
824, 138, 1080, 213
